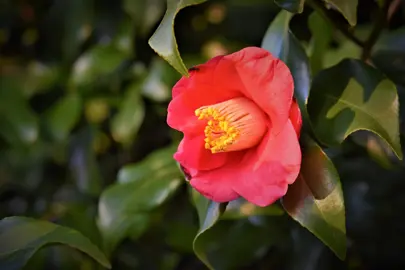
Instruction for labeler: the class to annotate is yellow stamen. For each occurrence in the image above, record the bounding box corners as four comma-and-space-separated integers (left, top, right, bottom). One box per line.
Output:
195, 97, 268, 154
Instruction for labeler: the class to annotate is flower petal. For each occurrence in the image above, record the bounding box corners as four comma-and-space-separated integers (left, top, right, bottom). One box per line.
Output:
191, 119, 301, 206
225, 47, 294, 135
167, 56, 242, 134
289, 99, 302, 137
174, 135, 229, 171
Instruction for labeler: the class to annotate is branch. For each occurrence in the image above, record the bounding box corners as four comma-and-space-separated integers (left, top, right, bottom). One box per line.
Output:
361, 0, 393, 61
307, 0, 365, 47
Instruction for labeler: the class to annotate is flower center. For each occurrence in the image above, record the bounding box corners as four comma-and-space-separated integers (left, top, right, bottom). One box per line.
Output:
195, 97, 267, 154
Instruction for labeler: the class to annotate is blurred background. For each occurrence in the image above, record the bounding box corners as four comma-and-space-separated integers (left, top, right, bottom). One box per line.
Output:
1, 0, 405, 269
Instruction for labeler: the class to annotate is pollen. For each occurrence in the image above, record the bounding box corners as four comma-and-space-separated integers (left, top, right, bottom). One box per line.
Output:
195, 97, 268, 154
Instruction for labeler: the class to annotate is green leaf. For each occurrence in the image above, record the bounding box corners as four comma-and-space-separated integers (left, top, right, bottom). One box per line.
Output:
372, 28, 405, 87
274, 0, 305, 13
69, 127, 103, 196
123, 0, 165, 36
0, 216, 111, 270
282, 139, 346, 260
307, 59, 402, 160
0, 84, 38, 144
148, 0, 207, 76
45, 93, 82, 141
222, 198, 284, 219
69, 45, 128, 88
308, 11, 333, 75
98, 170, 182, 254
261, 10, 311, 116
192, 192, 227, 270
117, 145, 178, 184
325, 0, 358, 26
110, 81, 145, 145
193, 219, 280, 270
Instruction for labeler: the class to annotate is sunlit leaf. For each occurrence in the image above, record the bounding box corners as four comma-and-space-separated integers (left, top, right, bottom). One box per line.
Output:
325, 0, 358, 26
0, 217, 111, 270
110, 82, 145, 145
307, 59, 402, 160
274, 0, 305, 13
261, 10, 311, 117
148, 0, 207, 76
282, 138, 346, 260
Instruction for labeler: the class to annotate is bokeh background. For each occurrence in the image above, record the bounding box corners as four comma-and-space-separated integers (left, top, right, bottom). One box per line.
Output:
1, 0, 405, 269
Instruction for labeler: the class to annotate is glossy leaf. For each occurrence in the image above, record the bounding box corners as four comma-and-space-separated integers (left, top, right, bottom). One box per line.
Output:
193, 219, 280, 270
148, 0, 207, 76
70, 45, 127, 88
261, 10, 311, 116
117, 145, 178, 184
222, 198, 284, 220
110, 82, 145, 144
0, 84, 38, 144
98, 171, 182, 254
307, 59, 402, 159
325, 0, 358, 26
45, 93, 82, 141
372, 27, 405, 87
282, 139, 346, 260
0, 216, 111, 270
192, 192, 227, 270
308, 11, 333, 75
275, 0, 305, 13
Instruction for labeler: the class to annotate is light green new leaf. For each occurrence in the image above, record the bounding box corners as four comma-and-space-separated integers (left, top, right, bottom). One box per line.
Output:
282, 139, 346, 260
275, 0, 305, 13
148, 0, 207, 76
307, 59, 402, 160
0, 217, 111, 270
110, 82, 145, 145
45, 93, 82, 141
325, 0, 358, 26
261, 10, 310, 117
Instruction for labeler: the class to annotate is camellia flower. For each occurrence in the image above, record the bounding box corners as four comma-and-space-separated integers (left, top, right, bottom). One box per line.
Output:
167, 47, 302, 207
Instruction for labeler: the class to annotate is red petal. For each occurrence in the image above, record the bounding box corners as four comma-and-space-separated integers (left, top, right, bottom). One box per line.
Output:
167, 56, 242, 135
289, 99, 302, 137
225, 47, 294, 135
174, 135, 229, 171
191, 119, 301, 206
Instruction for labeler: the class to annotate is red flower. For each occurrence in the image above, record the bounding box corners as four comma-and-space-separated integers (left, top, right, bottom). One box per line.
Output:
167, 47, 302, 207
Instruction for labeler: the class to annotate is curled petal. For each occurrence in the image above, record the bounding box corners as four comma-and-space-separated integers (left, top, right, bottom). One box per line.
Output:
191, 119, 301, 206
174, 135, 229, 171
225, 47, 294, 135
289, 99, 302, 137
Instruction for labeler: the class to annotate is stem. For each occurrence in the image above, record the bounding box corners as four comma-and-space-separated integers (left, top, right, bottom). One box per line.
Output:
307, 0, 365, 47
361, 0, 392, 61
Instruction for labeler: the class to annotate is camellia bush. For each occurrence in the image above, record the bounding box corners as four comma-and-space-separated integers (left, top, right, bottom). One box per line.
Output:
1, 0, 405, 269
